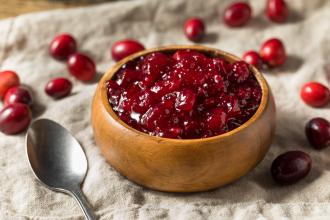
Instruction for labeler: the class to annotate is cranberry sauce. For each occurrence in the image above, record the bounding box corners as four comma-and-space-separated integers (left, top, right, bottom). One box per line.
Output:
106, 50, 262, 139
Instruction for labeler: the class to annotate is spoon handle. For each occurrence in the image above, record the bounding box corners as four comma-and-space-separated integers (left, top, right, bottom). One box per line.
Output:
70, 187, 97, 220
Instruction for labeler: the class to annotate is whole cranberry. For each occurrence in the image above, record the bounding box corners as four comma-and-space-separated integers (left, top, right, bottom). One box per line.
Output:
0, 103, 31, 135
45, 78, 72, 99
300, 82, 330, 107
266, 0, 288, 23
4, 86, 33, 106
0, 70, 20, 99
184, 17, 205, 42
242, 50, 262, 68
271, 151, 312, 184
260, 38, 286, 67
49, 34, 77, 60
67, 53, 96, 82
223, 2, 252, 27
111, 39, 145, 61
305, 118, 330, 150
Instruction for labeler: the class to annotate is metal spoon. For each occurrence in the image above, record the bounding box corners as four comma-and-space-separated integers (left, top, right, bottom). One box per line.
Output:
26, 119, 96, 220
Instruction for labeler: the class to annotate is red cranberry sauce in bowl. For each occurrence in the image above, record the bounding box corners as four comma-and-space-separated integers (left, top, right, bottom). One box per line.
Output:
106, 49, 262, 139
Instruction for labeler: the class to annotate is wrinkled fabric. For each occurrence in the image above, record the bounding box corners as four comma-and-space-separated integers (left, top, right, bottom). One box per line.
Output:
0, 0, 330, 219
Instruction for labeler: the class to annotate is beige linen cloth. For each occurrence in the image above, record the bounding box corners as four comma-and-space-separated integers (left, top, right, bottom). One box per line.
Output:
1, 0, 330, 219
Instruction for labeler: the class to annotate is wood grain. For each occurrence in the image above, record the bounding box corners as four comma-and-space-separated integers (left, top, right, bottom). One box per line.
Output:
91, 45, 276, 192
0, 0, 109, 19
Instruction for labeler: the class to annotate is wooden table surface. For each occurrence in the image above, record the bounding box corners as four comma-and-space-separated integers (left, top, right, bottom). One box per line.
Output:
0, 0, 110, 19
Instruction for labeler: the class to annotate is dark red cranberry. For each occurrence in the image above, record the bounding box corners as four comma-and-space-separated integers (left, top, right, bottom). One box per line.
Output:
305, 118, 330, 149
223, 2, 252, 27
45, 78, 72, 99
106, 50, 261, 139
260, 38, 286, 67
0, 103, 31, 135
242, 50, 262, 68
229, 61, 250, 83
67, 53, 96, 82
49, 34, 77, 60
266, 0, 288, 23
142, 52, 171, 85
212, 58, 231, 75
175, 89, 196, 112
0, 70, 20, 99
116, 69, 141, 87
4, 86, 33, 106
140, 106, 162, 130
111, 39, 145, 61
150, 78, 181, 99
184, 17, 205, 42
271, 151, 312, 184
300, 82, 330, 107
205, 108, 227, 131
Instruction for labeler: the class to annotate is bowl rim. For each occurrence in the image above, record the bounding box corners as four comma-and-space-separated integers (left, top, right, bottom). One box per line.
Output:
98, 45, 269, 143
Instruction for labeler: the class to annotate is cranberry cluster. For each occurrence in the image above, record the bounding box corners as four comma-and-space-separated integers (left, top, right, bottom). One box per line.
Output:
181, 1, 288, 70
48, 33, 100, 98
0, 33, 97, 135
47, 33, 96, 99
107, 50, 261, 139
0, 71, 32, 134
243, 38, 287, 69
182, 0, 288, 44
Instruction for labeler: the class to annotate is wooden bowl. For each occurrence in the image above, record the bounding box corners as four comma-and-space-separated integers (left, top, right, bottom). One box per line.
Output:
91, 45, 276, 192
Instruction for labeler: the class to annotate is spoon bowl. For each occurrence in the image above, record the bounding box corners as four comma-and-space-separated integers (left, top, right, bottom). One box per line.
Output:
26, 119, 96, 220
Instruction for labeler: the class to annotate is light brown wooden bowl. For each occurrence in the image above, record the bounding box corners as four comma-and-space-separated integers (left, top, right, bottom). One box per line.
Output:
92, 45, 276, 192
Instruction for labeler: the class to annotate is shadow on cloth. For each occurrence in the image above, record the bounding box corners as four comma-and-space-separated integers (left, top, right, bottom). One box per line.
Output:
266, 55, 304, 74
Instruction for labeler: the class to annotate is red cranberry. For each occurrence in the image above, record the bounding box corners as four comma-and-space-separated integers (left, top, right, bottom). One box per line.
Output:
142, 52, 171, 85
305, 118, 330, 150
45, 78, 72, 99
229, 61, 250, 83
242, 50, 262, 68
266, 0, 288, 23
140, 106, 163, 130
4, 86, 33, 106
260, 38, 286, 67
175, 89, 196, 112
300, 82, 330, 107
106, 50, 261, 139
205, 108, 227, 131
223, 2, 252, 27
111, 39, 145, 61
184, 17, 205, 42
0, 70, 20, 99
271, 151, 312, 184
67, 53, 96, 82
117, 69, 142, 87
49, 34, 77, 60
212, 58, 231, 75
0, 103, 31, 135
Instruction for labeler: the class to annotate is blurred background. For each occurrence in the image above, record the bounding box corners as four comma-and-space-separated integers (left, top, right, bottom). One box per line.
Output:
0, 0, 114, 19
